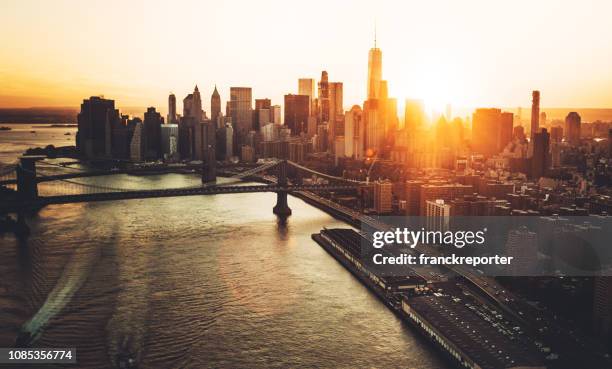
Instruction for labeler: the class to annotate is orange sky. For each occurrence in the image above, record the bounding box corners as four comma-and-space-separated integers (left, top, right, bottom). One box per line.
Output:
1, 0, 612, 116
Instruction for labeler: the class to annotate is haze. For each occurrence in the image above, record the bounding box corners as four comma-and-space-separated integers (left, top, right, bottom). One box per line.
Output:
1, 0, 611, 115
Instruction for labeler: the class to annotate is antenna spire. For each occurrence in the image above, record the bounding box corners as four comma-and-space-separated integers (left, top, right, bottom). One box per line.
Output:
374, 21, 377, 48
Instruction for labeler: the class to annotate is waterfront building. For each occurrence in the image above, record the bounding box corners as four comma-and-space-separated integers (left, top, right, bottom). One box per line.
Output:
241, 145, 255, 162
161, 123, 179, 160
143, 107, 163, 159
129, 121, 144, 162
425, 199, 451, 232
594, 276, 612, 338
76, 96, 117, 158
167, 93, 177, 124
374, 180, 393, 214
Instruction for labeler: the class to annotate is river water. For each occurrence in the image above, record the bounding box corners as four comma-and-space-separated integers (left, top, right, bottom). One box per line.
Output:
0, 124, 449, 368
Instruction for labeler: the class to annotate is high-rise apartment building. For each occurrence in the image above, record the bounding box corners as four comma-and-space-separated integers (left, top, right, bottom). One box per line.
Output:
374, 180, 393, 214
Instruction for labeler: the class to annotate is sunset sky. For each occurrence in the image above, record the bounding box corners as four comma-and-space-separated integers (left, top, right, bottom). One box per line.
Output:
1, 0, 611, 116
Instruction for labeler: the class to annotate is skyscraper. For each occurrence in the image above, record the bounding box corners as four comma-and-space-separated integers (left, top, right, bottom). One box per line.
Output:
284, 94, 310, 135
344, 105, 363, 158
472, 108, 514, 157
530, 90, 540, 140
228, 87, 253, 134
183, 85, 203, 122
565, 111, 581, 146
167, 93, 177, 124
76, 96, 116, 158
367, 41, 382, 99
211, 86, 221, 126
318, 71, 330, 123
329, 82, 343, 144
254, 98, 272, 131
531, 128, 550, 179
298, 78, 315, 101
143, 107, 163, 159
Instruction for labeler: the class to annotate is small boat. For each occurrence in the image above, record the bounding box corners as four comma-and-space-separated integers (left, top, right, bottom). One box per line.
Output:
0, 126, 11, 131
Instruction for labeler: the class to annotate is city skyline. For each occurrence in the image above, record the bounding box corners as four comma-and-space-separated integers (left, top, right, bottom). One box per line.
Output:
2, 0, 612, 115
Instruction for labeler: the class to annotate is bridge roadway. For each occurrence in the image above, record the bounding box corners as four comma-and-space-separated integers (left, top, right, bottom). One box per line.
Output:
0, 183, 356, 210
0, 162, 262, 185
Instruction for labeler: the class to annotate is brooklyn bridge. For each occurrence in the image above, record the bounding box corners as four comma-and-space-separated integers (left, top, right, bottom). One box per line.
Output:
0, 156, 367, 216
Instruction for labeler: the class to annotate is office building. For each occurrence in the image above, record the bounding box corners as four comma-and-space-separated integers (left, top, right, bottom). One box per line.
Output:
211, 86, 221, 126
76, 96, 117, 158
298, 78, 315, 99
530, 90, 540, 140
271, 105, 281, 124
167, 93, 177, 124
183, 85, 203, 122
531, 128, 550, 179
318, 71, 330, 123
143, 107, 163, 159
367, 41, 382, 99
329, 82, 343, 141
229, 87, 253, 134
129, 121, 144, 162
565, 112, 581, 146
284, 94, 310, 135
161, 123, 179, 160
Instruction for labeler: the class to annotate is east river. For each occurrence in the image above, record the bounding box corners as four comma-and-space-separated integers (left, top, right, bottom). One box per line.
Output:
0, 124, 450, 368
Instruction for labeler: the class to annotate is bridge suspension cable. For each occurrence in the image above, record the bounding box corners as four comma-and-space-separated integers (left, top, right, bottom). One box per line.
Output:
286, 160, 367, 185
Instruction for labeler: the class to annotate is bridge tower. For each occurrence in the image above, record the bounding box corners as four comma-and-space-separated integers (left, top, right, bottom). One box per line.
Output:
202, 146, 217, 183
16, 155, 44, 201
273, 160, 292, 216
